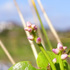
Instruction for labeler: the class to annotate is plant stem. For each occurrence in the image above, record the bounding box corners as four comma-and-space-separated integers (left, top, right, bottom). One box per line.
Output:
31, 0, 52, 50
38, 44, 56, 70
34, 36, 56, 70
59, 53, 64, 70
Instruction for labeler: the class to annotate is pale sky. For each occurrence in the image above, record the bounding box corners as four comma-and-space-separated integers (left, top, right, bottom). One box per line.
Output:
0, 0, 70, 31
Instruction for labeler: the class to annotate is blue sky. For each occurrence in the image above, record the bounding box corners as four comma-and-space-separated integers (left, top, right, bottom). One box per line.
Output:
0, 0, 70, 31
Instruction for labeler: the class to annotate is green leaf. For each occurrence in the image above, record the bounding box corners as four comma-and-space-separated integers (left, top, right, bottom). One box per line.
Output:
37, 51, 68, 70
8, 61, 43, 70
37, 51, 58, 69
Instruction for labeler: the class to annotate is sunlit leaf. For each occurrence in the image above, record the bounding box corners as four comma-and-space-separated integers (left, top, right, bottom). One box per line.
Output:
8, 61, 43, 70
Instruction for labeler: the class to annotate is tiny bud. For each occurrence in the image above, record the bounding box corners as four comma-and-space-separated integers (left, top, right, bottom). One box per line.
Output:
36, 37, 41, 44
28, 28, 32, 32
32, 24, 37, 32
27, 22, 32, 27
52, 49, 59, 54
57, 43, 63, 51
62, 50, 66, 54
52, 58, 57, 63
28, 35, 34, 40
61, 54, 68, 60
63, 46, 67, 50
32, 24, 36, 29
34, 26, 37, 32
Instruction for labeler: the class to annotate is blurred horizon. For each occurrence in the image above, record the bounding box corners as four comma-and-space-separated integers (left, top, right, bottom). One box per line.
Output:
0, 0, 70, 31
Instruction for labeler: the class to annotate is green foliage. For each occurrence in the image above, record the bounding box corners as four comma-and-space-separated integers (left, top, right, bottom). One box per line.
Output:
8, 61, 43, 70
37, 51, 69, 70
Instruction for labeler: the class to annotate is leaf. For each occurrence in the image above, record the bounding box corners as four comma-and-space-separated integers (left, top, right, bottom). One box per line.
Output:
37, 51, 58, 69
36, 51, 68, 70
8, 61, 43, 70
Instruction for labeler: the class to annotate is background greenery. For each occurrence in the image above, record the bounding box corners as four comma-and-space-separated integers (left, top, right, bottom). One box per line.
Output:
0, 26, 70, 66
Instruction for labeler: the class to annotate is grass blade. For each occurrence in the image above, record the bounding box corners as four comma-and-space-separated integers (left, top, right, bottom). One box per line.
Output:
31, 0, 52, 50
37, 0, 62, 44
0, 40, 15, 65
14, 0, 38, 59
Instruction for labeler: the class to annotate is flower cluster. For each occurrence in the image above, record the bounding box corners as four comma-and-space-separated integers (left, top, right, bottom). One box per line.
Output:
25, 22, 37, 33
52, 43, 68, 60
25, 22, 41, 44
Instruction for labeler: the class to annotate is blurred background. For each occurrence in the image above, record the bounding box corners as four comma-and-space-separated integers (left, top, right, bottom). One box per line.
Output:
0, 0, 70, 69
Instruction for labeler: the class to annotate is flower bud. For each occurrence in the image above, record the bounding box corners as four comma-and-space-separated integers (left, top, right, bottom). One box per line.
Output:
28, 28, 32, 32
28, 35, 34, 40
34, 26, 37, 32
52, 58, 57, 63
32, 24, 36, 29
61, 54, 68, 60
36, 37, 41, 44
27, 22, 32, 27
62, 50, 66, 54
52, 49, 59, 54
32, 24, 37, 32
63, 46, 67, 50
57, 43, 63, 51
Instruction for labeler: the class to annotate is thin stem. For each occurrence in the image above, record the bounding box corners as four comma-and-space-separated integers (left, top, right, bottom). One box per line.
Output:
59, 53, 64, 70
28, 0, 46, 50
0, 40, 15, 65
38, 44, 56, 70
34, 36, 56, 70
31, 0, 52, 50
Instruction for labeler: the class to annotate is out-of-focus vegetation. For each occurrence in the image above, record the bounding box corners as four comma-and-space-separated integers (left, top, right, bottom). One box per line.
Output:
0, 26, 70, 65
